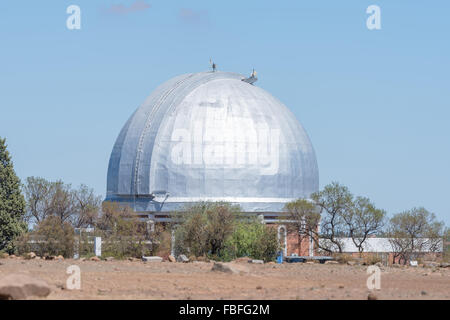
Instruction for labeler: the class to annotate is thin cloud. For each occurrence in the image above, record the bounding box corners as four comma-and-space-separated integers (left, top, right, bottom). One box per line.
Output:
178, 8, 210, 26
104, 1, 151, 15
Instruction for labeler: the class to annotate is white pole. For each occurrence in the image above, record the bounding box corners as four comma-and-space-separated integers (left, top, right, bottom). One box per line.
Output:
94, 237, 102, 257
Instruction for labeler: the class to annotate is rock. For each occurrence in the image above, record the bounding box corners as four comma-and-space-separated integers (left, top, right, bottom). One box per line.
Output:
90, 256, 101, 262
210, 262, 249, 275
325, 260, 339, 265
188, 255, 197, 262
421, 290, 427, 296
196, 256, 210, 262
0, 274, 51, 300
367, 292, 378, 300
142, 256, 163, 263
440, 262, 449, 268
104, 257, 115, 262
55, 255, 64, 261
347, 261, 356, 266
177, 254, 189, 263
25, 252, 36, 260
168, 255, 176, 263
9, 255, 17, 259
248, 259, 264, 264
211, 262, 239, 274
45, 256, 55, 261
375, 262, 383, 267
128, 257, 140, 262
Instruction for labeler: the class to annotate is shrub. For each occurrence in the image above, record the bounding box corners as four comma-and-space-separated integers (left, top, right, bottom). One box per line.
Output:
173, 202, 239, 258
333, 253, 354, 264
223, 220, 279, 262
16, 216, 75, 258
362, 254, 382, 265
96, 202, 152, 259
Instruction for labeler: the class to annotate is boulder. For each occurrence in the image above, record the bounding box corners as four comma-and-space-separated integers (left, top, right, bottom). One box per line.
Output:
440, 262, 449, 268
0, 274, 51, 300
177, 254, 189, 263
90, 256, 101, 262
211, 262, 237, 274
142, 256, 163, 263
104, 257, 115, 262
325, 260, 339, 265
55, 255, 64, 261
25, 252, 36, 260
168, 255, 176, 263
347, 261, 356, 266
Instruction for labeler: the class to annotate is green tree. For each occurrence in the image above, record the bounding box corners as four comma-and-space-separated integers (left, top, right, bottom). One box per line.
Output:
0, 137, 27, 253
387, 208, 445, 264
342, 196, 386, 254
284, 199, 322, 251
311, 182, 353, 253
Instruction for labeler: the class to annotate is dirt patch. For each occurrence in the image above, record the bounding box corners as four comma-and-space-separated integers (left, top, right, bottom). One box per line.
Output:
0, 258, 448, 300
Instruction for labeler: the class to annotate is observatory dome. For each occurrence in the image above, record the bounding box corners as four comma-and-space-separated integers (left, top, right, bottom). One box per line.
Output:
106, 71, 319, 214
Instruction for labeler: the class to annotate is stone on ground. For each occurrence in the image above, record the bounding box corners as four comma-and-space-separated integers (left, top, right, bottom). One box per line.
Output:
177, 254, 189, 263
248, 259, 264, 264
142, 256, 163, 263
211, 262, 249, 275
0, 274, 51, 300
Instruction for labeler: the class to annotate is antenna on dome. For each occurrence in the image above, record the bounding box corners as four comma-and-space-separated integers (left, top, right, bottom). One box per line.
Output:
242, 68, 258, 85
209, 58, 217, 72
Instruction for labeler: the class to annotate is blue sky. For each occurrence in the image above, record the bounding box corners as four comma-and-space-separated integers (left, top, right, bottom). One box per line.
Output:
0, 1, 449, 225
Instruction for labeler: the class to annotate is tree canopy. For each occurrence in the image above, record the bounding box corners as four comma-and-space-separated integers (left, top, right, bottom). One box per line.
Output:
0, 137, 26, 253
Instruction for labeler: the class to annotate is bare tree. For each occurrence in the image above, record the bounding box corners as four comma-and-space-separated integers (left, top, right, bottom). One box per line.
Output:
71, 184, 101, 228
24, 177, 101, 229
50, 181, 74, 223
23, 176, 53, 223
342, 196, 385, 255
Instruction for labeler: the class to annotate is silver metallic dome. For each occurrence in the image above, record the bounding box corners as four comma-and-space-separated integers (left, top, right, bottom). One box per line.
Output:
106, 71, 319, 213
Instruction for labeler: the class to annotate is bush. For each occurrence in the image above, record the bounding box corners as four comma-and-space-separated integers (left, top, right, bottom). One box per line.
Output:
173, 202, 239, 258
96, 202, 153, 259
16, 216, 75, 258
223, 220, 279, 262
333, 253, 354, 264
362, 254, 382, 265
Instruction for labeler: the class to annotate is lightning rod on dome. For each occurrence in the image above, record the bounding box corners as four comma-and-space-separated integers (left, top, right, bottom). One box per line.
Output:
242, 68, 258, 85
209, 58, 216, 72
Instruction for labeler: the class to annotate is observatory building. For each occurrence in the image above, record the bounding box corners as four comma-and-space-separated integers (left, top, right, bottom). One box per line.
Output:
106, 70, 319, 224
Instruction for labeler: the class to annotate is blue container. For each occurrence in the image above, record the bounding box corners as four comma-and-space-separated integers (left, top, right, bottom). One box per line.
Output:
276, 251, 283, 264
